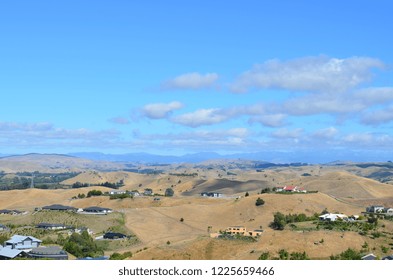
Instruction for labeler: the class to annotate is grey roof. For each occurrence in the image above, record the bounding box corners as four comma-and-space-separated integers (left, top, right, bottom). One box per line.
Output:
361, 254, 377, 260
29, 246, 66, 255
42, 204, 77, 211
36, 223, 69, 229
0, 246, 24, 259
83, 206, 112, 211
6, 234, 42, 244
382, 255, 393, 260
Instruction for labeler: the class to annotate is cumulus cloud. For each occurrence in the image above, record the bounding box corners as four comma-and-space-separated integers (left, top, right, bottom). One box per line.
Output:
161, 72, 219, 90
108, 117, 130, 125
271, 128, 304, 139
142, 101, 184, 119
230, 56, 384, 93
0, 122, 53, 131
248, 114, 287, 127
312, 127, 339, 139
171, 108, 233, 127
353, 87, 393, 106
283, 93, 366, 116
361, 106, 393, 126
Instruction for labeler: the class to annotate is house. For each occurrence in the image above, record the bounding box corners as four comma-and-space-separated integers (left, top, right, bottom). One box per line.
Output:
42, 204, 77, 212
382, 255, 393, 260
143, 189, 154, 196
82, 206, 113, 214
201, 192, 223, 198
28, 246, 68, 260
129, 191, 140, 197
361, 253, 377, 260
0, 246, 26, 260
226, 226, 247, 235
109, 190, 127, 195
319, 213, 348, 222
0, 209, 25, 215
103, 232, 127, 240
384, 208, 393, 216
4, 235, 42, 251
276, 186, 307, 193
36, 223, 69, 230
247, 229, 264, 237
70, 227, 93, 235
0, 224, 8, 231
366, 205, 385, 213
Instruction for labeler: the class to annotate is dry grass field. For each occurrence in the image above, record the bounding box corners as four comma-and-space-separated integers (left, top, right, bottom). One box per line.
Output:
1, 157, 393, 259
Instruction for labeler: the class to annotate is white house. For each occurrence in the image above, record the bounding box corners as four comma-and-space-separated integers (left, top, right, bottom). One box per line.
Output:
4, 235, 42, 251
319, 213, 348, 222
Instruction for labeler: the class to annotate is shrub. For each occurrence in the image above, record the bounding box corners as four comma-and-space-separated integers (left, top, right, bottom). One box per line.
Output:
255, 197, 265, 206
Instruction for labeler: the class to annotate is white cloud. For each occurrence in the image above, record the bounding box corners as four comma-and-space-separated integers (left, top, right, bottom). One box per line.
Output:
248, 114, 287, 127
162, 72, 219, 90
142, 101, 184, 119
230, 56, 384, 93
361, 106, 393, 125
312, 127, 339, 139
171, 108, 232, 127
271, 128, 304, 139
108, 117, 130, 125
0, 122, 53, 131
353, 87, 393, 106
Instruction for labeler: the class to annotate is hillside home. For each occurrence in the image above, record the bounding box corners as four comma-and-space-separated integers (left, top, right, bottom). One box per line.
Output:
0, 224, 7, 231
319, 213, 348, 222
201, 192, 223, 198
42, 204, 77, 212
361, 253, 377, 260
103, 232, 127, 239
4, 235, 42, 251
82, 206, 113, 214
226, 226, 247, 235
247, 229, 264, 237
28, 246, 68, 260
109, 190, 127, 195
0, 209, 25, 215
70, 227, 93, 235
143, 189, 154, 196
276, 186, 306, 193
385, 208, 393, 216
0, 246, 26, 260
36, 223, 69, 230
366, 205, 385, 213
224, 226, 263, 237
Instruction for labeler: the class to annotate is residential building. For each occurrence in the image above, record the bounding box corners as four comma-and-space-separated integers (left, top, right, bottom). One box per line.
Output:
4, 235, 42, 251
82, 206, 113, 214
28, 246, 68, 260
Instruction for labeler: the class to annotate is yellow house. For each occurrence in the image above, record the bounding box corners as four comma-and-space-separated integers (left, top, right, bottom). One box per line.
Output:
226, 226, 247, 235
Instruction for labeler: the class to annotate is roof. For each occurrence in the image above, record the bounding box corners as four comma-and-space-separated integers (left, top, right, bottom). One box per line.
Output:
382, 255, 393, 260
42, 204, 76, 211
83, 206, 112, 212
6, 234, 42, 244
78, 256, 109, 260
29, 246, 67, 255
103, 232, 127, 239
36, 223, 67, 228
283, 186, 297, 191
361, 253, 377, 260
0, 246, 24, 259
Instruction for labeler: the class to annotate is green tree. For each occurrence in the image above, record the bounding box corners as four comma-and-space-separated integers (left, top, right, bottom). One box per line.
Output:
278, 249, 289, 260
258, 251, 270, 260
270, 212, 286, 230
165, 188, 174, 197
255, 197, 265, 206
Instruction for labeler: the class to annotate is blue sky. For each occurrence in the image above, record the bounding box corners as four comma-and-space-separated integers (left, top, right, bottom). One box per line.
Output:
1, 1, 393, 162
